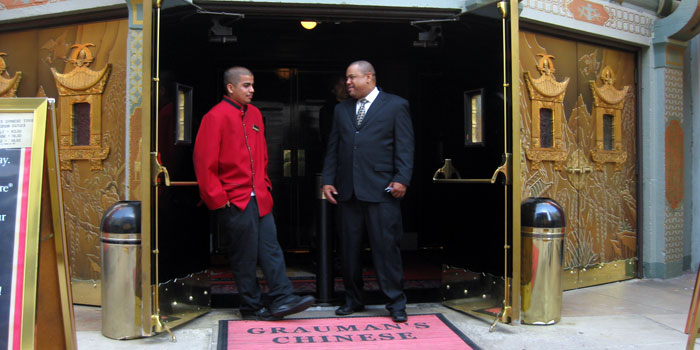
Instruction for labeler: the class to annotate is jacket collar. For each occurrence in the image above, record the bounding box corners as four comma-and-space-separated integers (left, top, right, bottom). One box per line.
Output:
223, 95, 247, 111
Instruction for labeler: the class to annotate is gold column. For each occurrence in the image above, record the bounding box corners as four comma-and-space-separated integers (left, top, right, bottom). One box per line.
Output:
509, 0, 522, 323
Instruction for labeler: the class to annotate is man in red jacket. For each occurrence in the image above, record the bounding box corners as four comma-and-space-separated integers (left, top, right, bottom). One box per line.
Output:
193, 66, 314, 320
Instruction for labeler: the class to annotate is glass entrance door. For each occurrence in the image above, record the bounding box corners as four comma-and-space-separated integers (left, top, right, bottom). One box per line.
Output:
152, 72, 211, 330
426, 3, 517, 325
253, 68, 345, 251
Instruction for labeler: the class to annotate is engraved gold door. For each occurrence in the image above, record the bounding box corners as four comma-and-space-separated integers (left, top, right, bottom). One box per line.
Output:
520, 31, 637, 289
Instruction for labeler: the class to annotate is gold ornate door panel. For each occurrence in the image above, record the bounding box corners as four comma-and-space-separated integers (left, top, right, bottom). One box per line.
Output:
47, 21, 128, 305
0, 20, 129, 305
520, 32, 637, 289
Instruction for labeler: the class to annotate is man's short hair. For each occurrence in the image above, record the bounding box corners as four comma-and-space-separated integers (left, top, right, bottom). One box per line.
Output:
349, 60, 376, 76
224, 66, 253, 88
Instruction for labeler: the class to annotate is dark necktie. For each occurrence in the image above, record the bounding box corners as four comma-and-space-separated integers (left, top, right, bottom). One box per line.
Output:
356, 98, 369, 126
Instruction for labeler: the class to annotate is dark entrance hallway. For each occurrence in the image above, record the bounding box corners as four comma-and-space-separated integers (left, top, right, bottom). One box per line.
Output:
155, 6, 508, 309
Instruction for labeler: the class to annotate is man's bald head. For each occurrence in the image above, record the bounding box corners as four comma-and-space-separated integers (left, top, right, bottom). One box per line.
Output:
223, 66, 255, 105
349, 60, 376, 80
224, 66, 253, 88
346, 60, 377, 99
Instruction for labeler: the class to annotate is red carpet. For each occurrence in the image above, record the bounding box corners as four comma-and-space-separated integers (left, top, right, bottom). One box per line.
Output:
217, 313, 480, 349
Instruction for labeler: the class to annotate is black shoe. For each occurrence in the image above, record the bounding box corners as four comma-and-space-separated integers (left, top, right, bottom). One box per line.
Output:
241, 307, 282, 321
390, 309, 407, 323
270, 295, 315, 317
335, 304, 365, 316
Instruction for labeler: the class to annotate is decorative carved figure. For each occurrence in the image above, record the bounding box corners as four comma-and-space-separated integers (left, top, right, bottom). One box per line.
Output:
524, 54, 570, 170
0, 52, 22, 97
589, 66, 628, 170
50, 43, 111, 170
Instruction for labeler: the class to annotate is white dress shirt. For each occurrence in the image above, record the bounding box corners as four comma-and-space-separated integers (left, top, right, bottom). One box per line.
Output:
356, 87, 380, 115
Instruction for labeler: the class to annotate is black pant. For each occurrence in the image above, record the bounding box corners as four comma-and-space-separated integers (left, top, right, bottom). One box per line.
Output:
338, 198, 406, 311
217, 198, 293, 312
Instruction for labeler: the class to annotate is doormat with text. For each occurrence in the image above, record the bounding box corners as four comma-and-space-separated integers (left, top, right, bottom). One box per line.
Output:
217, 313, 480, 349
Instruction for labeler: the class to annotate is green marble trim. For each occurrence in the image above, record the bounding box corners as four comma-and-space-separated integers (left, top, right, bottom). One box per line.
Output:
643, 260, 684, 278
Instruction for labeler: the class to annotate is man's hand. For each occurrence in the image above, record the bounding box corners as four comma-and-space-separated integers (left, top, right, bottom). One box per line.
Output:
389, 182, 407, 199
323, 185, 338, 205
217, 201, 231, 209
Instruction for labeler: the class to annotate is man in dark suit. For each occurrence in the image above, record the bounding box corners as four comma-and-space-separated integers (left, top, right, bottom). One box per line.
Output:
321, 60, 414, 323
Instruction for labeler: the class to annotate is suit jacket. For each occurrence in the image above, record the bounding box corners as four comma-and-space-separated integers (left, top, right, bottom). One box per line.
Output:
321, 90, 414, 203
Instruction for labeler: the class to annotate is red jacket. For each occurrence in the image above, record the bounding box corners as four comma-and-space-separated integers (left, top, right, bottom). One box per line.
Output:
193, 96, 273, 216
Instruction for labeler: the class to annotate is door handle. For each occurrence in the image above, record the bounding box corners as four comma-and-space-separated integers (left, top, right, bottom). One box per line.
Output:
284, 149, 292, 177
151, 152, 195, 187
168, 181, 198, 186
565, 166, 592, 174
433, 158, 462, 180
151, 153, 196, 187
433, 158, 490, 183
151, 152, 171, 186
490, 153, 511, 185
298, 149, 305, 176
432, 154, 510, 185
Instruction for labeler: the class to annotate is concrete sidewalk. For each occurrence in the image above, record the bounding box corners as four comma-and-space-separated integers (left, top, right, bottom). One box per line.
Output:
75, 271, 700, 350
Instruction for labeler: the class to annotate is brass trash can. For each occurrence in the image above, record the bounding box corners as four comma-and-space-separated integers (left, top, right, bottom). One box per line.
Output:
100, 200, 142, 339
520, 197, 566, 325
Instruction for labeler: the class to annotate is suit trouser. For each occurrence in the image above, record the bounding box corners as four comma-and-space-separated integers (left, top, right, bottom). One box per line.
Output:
338, 198, 407, 311
216, 198, 294, 313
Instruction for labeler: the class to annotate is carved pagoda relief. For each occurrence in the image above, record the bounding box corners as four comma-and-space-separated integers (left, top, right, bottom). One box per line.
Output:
523, 54, 570, 170
0, 52, 22, 97
51, 43, 111, 170
589, 66, 629, 170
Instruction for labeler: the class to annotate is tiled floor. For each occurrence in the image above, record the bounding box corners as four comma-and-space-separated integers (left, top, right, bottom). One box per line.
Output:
75, 271, 700, 350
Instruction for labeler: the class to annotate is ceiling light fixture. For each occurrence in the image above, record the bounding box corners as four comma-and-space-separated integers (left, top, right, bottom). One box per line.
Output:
300, 21, 318, 30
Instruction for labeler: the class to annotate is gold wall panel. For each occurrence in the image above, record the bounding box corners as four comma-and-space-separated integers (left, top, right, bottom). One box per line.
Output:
562, 259, 636, 290
520, 32, 637, 289
70, 280, 101, 306
562, 269, 579, 290
0, 20, 129, 304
